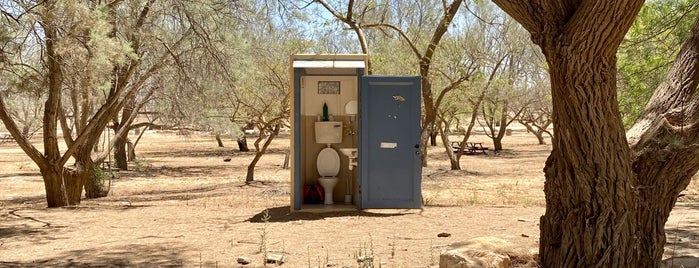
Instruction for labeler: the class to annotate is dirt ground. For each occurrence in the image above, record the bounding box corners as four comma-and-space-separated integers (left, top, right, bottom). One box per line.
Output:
0, 131, 697, 267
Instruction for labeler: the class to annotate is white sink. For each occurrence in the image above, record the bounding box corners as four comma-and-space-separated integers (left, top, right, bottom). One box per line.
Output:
339, 148, 358, 170
339, 148, 357, 158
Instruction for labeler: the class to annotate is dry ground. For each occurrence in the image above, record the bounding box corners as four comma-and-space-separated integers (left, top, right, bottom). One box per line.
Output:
0, 131, 697, 267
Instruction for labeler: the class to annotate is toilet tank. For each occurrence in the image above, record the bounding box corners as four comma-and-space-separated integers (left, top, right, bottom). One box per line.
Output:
315, 121, 343, 144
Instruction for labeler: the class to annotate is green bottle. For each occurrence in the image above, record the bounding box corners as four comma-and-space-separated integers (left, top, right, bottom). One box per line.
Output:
322, 103, 329, 121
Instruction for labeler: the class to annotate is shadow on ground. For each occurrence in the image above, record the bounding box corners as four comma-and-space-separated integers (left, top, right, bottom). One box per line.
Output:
246, 206, 411, 223
0, 224, 48, 240
143, 147, 288, 159
123, 164, 235, 179
106, 182, 238, 203
0, 243, 187, 267
1, 195, 46, 206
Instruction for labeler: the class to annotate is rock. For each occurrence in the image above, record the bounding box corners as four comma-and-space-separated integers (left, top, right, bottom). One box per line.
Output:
265, 253, 285, 265
237, 256, 251, 265
438, 232, 452, 238
439, 237, 512, 268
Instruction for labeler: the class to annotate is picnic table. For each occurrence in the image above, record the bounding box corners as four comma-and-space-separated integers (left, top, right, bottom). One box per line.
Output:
451, 141, 489, 155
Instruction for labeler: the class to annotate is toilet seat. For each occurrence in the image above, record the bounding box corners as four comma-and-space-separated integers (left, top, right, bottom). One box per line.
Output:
317, 147, 340, 176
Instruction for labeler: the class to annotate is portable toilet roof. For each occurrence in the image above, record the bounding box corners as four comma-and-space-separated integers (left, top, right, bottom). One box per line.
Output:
290, 54, 368, 74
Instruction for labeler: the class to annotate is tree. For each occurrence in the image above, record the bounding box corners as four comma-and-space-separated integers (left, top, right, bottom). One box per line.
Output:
231, 1, 304, 182
0, 0, 240, 205
626, 11, 699, 266
516, 104, 552, 145
361, 0, 466, 167
492, 0, 699, 266
437, 3, 513, 168
154, 1, 254, 147
306, 0, 375, 73
514, 52, 552, 145
0, 0, 140, 206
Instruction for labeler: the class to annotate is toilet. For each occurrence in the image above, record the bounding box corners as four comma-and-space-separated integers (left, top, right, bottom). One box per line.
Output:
317, 147, 340, 205
314, 121, 342, 205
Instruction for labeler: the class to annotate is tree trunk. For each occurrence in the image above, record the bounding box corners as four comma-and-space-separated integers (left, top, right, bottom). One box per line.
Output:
429, 130, 438, 146
437, 119, 459, 170
492, 138, 503, 152
627, 12, 699, 266
127, 140, 136, 161
246, 124, 280, 182
114, 137, 128, 170
215, 134, 224, 147
419, 79, 436, 167
456, 92, 487, 163
41, 166, 84, 207
533, 130, 546, 145
491, 1, 645, 266
237, 137, 249, 152
539, 54, 638, 267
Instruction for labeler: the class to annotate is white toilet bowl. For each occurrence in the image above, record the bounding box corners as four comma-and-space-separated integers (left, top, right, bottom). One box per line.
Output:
317, 147, 341, 205
318, 177, 339, 205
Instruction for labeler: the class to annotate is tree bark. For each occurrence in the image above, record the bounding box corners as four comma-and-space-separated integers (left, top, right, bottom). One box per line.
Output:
540, 54, 638, 267
491, 0, 645, 266
41, 167, 84, 207
627, 12, 699, 267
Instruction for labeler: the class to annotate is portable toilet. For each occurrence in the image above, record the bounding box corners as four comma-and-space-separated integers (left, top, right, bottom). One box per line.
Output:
290, 54, 422, 212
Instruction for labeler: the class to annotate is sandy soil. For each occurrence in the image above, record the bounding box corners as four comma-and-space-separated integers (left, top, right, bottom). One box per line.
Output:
0, 131, 696, 267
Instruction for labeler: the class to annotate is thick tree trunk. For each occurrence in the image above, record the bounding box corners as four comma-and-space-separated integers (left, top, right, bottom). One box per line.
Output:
491, 0, 645, 266
540, 55, 638, 267
41, 167, 84, 207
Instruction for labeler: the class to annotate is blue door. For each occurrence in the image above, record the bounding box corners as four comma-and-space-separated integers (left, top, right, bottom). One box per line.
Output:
359, 76, 422, 208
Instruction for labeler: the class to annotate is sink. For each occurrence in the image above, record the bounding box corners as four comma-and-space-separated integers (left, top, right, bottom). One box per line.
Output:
339, 148, 357, 158
339, 148, 358, 170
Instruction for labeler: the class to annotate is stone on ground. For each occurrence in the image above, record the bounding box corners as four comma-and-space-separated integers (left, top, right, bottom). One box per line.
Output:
439, 237, 513, 268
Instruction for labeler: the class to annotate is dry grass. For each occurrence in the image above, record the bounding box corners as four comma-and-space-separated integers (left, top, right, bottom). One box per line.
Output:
421, 133, 549, 207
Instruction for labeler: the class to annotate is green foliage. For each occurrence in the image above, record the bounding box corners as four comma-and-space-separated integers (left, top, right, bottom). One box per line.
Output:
90, 165, 109, 195
618, 0, 699, 127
